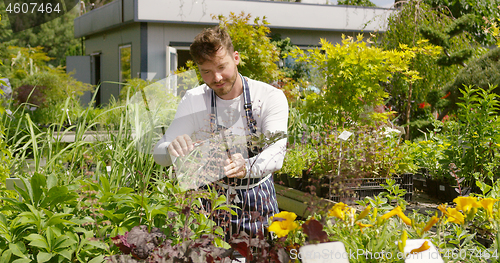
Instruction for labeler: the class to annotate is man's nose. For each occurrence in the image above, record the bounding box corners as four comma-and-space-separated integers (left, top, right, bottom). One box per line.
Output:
214, 72, 223, 82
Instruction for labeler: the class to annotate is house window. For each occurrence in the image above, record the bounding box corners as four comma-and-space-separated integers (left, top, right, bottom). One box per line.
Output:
119, 44, 131, 85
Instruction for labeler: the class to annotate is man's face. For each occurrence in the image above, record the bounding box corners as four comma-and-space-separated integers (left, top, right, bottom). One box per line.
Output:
198, 47, 240, 98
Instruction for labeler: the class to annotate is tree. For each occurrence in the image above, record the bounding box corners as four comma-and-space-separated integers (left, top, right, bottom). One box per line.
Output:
0, 2, 82, 67
419, 14, 475, 67
441, 47, 500, 117
214, 12, 281, 84
377, 0, 475, 139
421, 0, 500, 45
337, 0, 376, 7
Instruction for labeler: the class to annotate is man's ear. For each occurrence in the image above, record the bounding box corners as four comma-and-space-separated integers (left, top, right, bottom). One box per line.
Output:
233, 51, 240, 66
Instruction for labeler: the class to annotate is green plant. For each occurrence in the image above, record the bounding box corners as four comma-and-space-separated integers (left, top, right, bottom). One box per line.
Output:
290, 34, 429, 126
279, 143, 318, 178
0, 85, 11, 197
272, 183, 499, 263
316, 125, 413, 180
0, 172, 107, 262
23, 67, 93, 108
0, 89, 236, 262
455, 85, 500, 184
406, 134, 449, 181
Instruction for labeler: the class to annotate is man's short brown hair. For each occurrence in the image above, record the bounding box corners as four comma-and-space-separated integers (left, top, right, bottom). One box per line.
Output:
190, 26, 234, 64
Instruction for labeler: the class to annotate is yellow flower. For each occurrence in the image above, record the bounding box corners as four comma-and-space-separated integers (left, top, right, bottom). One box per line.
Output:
381, 206, 403, 220
397, 211, 412, 226
479, 198, 499, 217
356, 205, 371, 221
268, 211, 299, 238
409, 241, 430, 255
328, 202, 347, 221
438, 204, 448, 216
355, 222, 373, 233
381, 206, 412, 226
445, 208, 464, 225
422, 216, 439, 233
454, 196, 481, 213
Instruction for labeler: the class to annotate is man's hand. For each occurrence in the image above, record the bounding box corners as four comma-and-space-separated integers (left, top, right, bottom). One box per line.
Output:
168, 134, 194, 157
224, 153, 246, 179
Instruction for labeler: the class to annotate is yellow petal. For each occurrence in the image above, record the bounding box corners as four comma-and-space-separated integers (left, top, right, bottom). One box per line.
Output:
409, 241, 430, 254
445, 208, 464, 225
381, 206, 402, 220
398, 230, 408, 253
328, 202, 348, 221
356, 205, 371, 221
479, 198, 499, 217
397, 211, 412, 226
268, 211, 299, 238
454, 196, 480, 213
437, 204, 448, 216
422, 216, 439, 233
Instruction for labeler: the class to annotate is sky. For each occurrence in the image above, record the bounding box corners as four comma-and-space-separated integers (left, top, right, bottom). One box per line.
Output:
371, 0, 395, 8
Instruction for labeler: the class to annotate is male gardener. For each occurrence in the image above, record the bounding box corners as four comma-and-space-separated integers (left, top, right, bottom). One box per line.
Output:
153, 26, 288, 239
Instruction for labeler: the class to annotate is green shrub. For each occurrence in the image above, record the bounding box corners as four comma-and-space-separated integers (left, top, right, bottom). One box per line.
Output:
289, 34, 431, 126
23, 67, 92, 107
443, 47, 500, 115
411, 85, 500, 186
279, 143, 318, 178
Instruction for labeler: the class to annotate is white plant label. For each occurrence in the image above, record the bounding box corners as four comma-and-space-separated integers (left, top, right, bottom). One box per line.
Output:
339, 131, 353, 141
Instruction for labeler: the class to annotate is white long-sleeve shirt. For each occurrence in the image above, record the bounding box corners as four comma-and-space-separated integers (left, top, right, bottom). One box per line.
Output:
153, 77, 288, 179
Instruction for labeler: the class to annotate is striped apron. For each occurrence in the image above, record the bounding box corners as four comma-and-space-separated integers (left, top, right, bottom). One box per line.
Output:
204, 74, 280, 240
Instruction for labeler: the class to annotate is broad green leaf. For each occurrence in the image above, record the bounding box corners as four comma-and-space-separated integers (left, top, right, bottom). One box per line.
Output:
117, 187, 134, 194
46, 213, 76, 227
100, 211, 125, 224
57, 248, 72, 260
86, 240, 108, 250
99, 175, 110, 193
12, 258, 31, 263
214, 195, 226, 208
26, 237, 49, 251
31, 172, 47, 206
53, 236, 77, 251
88, 255, 106, 263
0, 249, 12, 262
13, 179, 32, 207
151, 207, 167, 218
9, 243, 28, 259
46, 174, 57, 190
37, 252, 53, 263
41, 186, 76, 208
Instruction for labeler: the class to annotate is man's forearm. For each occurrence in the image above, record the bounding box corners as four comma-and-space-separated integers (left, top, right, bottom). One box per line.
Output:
244, 137, 287, 178
153, 141, 174, 166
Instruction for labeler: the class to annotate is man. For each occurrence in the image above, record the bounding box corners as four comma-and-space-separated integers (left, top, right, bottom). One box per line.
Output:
153, 26, 288, 239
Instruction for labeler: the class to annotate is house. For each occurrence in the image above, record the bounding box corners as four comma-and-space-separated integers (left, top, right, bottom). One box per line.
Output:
68, 0, 394, 106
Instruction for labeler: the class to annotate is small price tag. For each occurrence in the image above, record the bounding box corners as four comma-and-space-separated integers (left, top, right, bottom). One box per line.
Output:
439, 185, 445, 191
